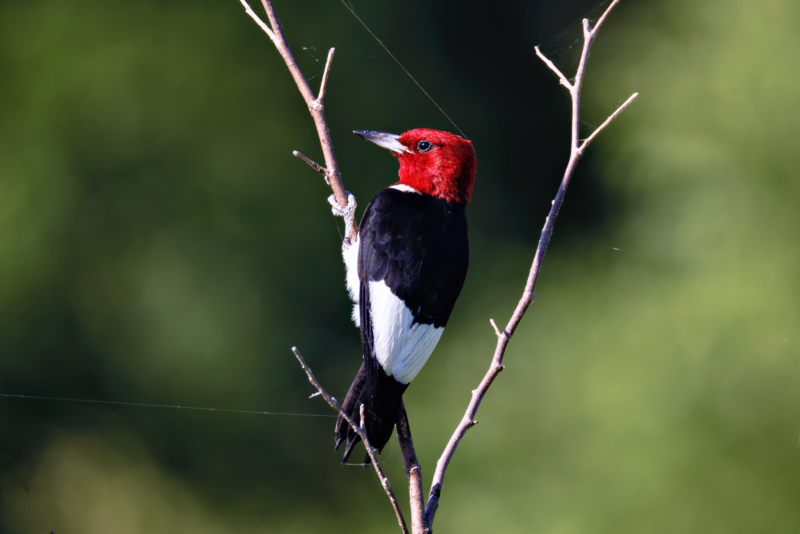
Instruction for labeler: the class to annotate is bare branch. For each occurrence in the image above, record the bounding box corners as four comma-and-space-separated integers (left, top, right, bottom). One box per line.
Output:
258, 0, 316, 104
237, 0, 275, 41
291, 347, 408, 534
579, 92, 638, 153
238, 0, 357, 240
589, 0, 620, 37
425, 0, 634, 527
318, 48, 335, 101
292, 150, 329, 180
397, 406, 431, 534
534, 46, 572, 90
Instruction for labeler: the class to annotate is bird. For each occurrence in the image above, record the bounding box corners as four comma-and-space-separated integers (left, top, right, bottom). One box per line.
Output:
328, 128, 477, 464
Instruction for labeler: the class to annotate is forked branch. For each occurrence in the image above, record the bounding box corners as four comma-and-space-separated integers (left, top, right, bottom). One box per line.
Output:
291, 347, 409, 534
424, 0, 636, 526
238, 0, 357, 240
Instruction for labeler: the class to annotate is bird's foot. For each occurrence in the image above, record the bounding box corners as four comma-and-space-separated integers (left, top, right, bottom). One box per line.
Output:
328, 192, 357, 243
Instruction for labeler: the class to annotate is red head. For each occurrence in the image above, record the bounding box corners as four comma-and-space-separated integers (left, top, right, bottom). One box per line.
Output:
354, 128, 477, 204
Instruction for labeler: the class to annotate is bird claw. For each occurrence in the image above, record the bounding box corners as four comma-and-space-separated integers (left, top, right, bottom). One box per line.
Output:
328, 192, 356, 217
328, 192, 357, 242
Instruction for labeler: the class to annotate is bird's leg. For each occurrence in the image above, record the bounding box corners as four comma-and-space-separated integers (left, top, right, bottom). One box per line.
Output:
328, 192, 357, 245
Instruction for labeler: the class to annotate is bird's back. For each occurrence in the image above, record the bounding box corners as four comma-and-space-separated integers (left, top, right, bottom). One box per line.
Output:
358, 187, 469, 330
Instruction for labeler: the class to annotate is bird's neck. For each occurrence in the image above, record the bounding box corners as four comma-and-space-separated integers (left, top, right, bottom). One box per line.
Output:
397, 172, 471, 204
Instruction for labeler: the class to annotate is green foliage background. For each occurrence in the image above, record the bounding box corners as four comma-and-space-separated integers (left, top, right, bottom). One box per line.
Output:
1, 0, 799, 532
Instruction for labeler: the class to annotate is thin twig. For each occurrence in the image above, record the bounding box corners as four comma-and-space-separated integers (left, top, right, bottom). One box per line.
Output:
590, 0, 619, 34
238, 0, 357, 240
424, 0, 635, 526
291, 347, 409, 534
397, 405, 431, 534
579, 92, 638, 152
533, 47, 572, 90
238, 0, 275, 41
292, 150, 329, 179
489, 319, 502, 338
318, 48, 335, 102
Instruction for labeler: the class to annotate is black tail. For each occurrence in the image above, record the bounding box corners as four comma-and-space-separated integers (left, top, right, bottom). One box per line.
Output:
335, 363, 408, 464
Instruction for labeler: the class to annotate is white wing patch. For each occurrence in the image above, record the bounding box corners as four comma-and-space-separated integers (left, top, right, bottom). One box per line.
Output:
393, 322, 443, 384
369, 281, 444, 384
342, 235, 360, 327
369, 281, 409, 371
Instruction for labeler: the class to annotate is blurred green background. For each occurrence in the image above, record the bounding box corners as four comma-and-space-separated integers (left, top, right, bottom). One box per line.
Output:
1, 0, 799, 532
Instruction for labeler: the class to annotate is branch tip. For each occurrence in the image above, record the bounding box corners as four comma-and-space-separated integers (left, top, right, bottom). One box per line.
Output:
579, 91, 638, 151
293, 150, 328, 177
489, 319, 502, 337
535, 46, 572, 90
590, 0, 620, 36
318, 48, 335, 101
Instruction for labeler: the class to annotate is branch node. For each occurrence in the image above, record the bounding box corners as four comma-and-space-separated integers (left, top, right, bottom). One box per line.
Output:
468, 420, 479, 428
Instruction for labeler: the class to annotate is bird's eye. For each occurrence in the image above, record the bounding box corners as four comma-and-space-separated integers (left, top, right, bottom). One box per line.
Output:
416, 140, 433, 152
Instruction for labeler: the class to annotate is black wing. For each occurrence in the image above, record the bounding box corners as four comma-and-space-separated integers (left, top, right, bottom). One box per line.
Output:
356, 188, 469, 452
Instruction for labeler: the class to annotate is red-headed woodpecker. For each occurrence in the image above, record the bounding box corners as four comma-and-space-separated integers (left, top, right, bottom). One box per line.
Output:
329, 128, 477, 464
